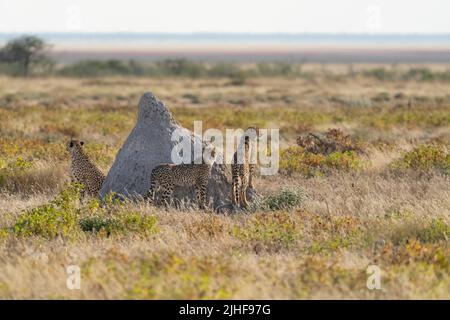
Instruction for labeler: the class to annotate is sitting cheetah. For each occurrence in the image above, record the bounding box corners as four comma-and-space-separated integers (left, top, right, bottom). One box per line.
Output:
231, 127, 259, 208
147, 147, 216, 209
67, 139, 105, 198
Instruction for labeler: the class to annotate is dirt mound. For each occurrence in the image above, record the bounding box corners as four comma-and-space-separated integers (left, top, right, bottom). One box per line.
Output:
100, 92, 233, 209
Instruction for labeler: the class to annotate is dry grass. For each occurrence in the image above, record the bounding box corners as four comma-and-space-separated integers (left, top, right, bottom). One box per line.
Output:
0, 64, 449, 299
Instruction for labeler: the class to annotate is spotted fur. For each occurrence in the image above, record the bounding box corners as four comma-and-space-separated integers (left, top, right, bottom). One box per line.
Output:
147, 147, 216, 209
231, 127, 259, 208
67, 139, 105, 197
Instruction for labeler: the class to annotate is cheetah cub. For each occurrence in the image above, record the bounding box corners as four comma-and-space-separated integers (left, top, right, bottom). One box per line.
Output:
231, 127, 259, 208
147, 146, 217, 209
67, 139, 105, 198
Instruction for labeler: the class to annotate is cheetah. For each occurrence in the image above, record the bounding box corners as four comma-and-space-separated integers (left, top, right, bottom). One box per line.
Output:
231, 127, 259, 208
147, 146, 216, 209
67, 139, 105, 198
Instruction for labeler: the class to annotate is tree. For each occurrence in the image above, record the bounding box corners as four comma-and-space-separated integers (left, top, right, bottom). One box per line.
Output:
0, 35, 53, 77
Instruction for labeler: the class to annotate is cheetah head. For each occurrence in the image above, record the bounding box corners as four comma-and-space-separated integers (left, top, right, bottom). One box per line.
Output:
244, 126, 260, 143
67, 139, 85, 155
203, 145, 217, 165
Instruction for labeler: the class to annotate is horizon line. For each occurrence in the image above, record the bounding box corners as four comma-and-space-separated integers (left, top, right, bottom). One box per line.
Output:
1, 31, 450, 36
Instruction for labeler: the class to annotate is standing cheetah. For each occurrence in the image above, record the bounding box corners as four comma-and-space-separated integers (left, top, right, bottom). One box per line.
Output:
147, 147, 216, 209
231, 127, 259, 208
67, 139, 105, 198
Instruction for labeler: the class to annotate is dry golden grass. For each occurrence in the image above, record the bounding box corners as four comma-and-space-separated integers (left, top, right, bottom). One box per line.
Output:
0, 64, 449, 299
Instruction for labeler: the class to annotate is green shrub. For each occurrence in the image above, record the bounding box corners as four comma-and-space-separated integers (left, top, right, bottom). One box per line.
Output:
79, 215, 122, 235
310, 231, 364, 253
403, 67, 436, 81
156, 59, 206, 77
79, 212, 158, 236
232, 212, 301, 249
363, 67, 450, 82
228, 72, 247, 86
55, 60, 307, 79
182, 93, 201, 104
379, 211, 450, 245
0, 228, 9, 240
363, 67, 397, 81
258, 187, 307, 211
401, 68, 450, 82
418, 218, 450, 243
0, 156, 33, 174
0, 156, 35, 189
363, 109, 450, 129
58, 60, 137, 77
391, 144, 449, 174
280, 146, 362, 176
13, 183, 82, 239
13, 203, 78, 239
208, 63, 242, 78
257, 62, 299, 77
0, 62, 23, 76
9, 181, 158, 239
280, 146, 321, 176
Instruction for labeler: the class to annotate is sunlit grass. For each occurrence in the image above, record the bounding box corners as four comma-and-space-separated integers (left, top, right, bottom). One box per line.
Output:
0, 67, 449, 299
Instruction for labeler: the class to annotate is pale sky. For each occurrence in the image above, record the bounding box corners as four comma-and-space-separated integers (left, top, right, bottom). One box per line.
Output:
0, 0, 449, 33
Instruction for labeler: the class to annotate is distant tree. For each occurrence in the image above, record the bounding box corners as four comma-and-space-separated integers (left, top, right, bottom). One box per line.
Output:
0, 35, 53, 77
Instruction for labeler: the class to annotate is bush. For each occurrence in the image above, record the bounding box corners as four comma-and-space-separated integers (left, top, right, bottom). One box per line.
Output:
182, 93, 201, 104
280, 146, 362, 176
391, 144, 449, 174
79, 215, 123, 235
13, 183, 82, 239
58, 60, 138, 77
13, 203, 78, 239
156, 59, 206, 77
79, 212, 158, 237
418, 218, 450, 243
0, 156, 65, 193
228, 72, 247, 86
0, 228, 9, 240
231, 212, 301, 249
306, 213, 365, 253
363, 67, 397, 81
0, 156, 33, 188
256, 62, 299, 77
0, 62, 24, 76
208, 63, 242, 78
55, 60, 307, 79
259, 187, 308, 211
403, 67, 436, 81
9, 182, 158, 239
381, 212, 450, 245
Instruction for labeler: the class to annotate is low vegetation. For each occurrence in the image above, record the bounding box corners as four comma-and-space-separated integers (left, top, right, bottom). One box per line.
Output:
391, 144, 449, 174
280, 146, 363, 176
0, 64, 449, 299
259, 187, 308, 211
2, 184, 159, 240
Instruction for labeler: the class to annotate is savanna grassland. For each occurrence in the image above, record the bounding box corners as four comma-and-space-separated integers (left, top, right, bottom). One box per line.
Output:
0, 63, 449, 299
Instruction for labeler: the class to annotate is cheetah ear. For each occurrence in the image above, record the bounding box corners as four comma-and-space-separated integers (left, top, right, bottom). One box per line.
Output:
80, 141, 84, 146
